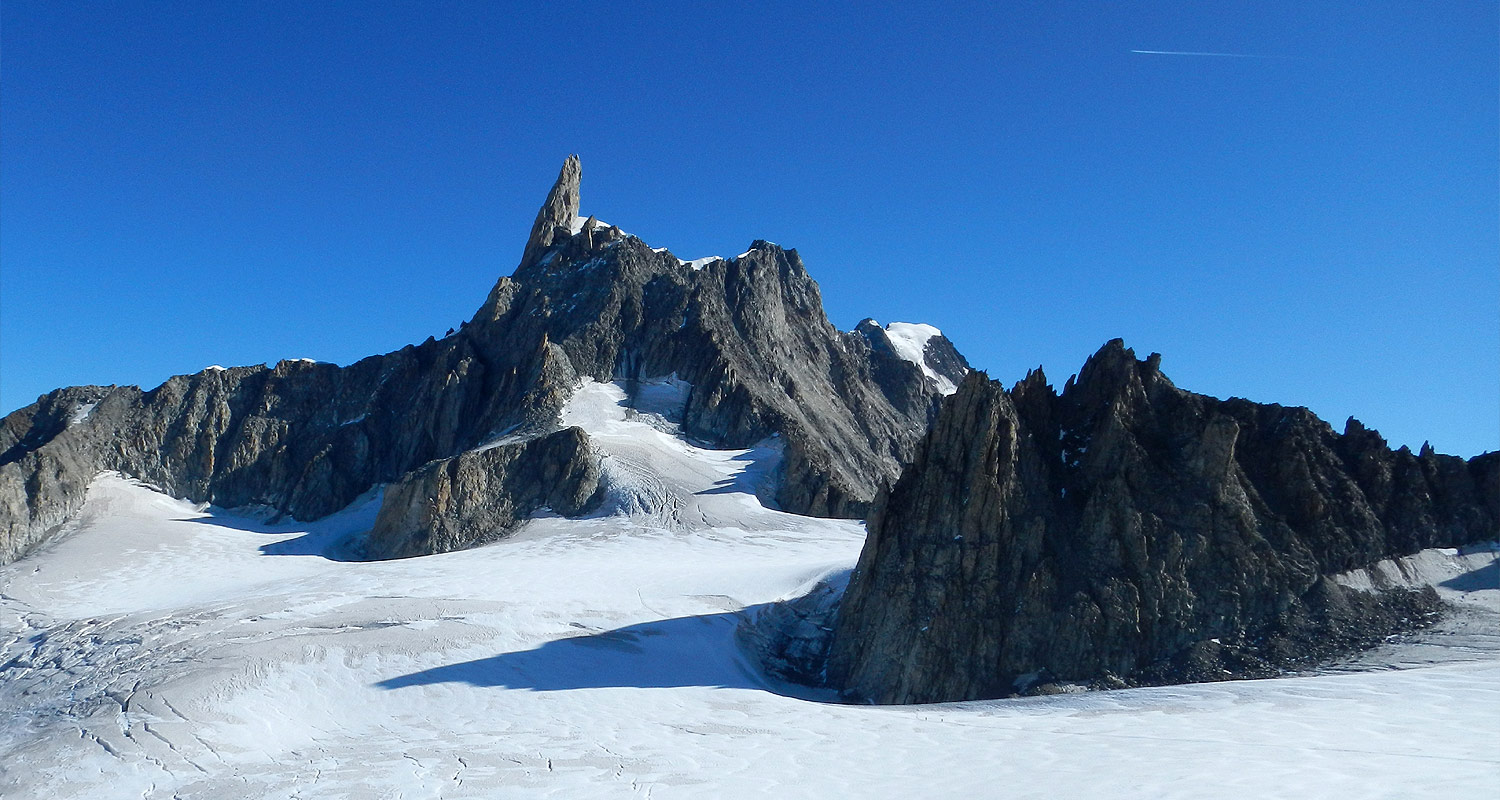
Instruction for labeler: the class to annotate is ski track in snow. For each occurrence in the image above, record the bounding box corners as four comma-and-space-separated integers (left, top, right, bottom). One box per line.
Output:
1, 379, 1496, 798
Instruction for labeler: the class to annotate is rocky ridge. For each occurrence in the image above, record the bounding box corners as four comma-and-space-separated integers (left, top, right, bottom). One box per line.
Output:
0, 157, 968, 564
824, 340, 1499, 703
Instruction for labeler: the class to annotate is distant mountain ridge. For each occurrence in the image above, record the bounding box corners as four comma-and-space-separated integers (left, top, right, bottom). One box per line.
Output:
0, 156, 968, 563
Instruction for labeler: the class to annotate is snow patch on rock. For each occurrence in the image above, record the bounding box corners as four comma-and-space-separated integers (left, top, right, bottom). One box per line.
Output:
884, 322, 958, 395
682, 256, 721, 270
67, 402, 97, 426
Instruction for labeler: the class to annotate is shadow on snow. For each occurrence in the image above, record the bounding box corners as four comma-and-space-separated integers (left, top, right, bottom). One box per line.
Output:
1441, 558, 1498, 592
375, 607, 781, 694
176, 506, 374, 561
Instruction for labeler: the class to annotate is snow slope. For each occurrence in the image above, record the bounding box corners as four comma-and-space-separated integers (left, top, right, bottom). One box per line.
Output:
882, 322, 958, 395
1, 380, 1496, 798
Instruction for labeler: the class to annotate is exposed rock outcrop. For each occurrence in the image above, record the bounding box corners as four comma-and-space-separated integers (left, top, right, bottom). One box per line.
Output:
0, 387, 110, 564
518, 155, 581, 271
827, 340, 1499, 704
0, 156, 967, 563
366, 426, 604, 559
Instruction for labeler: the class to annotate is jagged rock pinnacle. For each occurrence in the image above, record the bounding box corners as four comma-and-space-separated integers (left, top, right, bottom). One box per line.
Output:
826, 342, 1499, 704
518, 154, 581, 270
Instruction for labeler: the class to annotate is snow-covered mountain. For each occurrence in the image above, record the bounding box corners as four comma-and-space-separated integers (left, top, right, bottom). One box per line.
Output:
1, 157, 1497, 798
0, 155, 968, 564
2, 378, 1496, 798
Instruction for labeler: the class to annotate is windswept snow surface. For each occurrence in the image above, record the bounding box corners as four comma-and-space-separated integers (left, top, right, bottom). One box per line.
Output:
882, 322, 958, 394
1, 381, 1497, 798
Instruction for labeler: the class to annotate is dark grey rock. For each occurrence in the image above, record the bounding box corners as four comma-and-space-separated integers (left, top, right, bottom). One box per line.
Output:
366, 426, 603, 559
826, 340, 1499, 704
0, 387, 111, 564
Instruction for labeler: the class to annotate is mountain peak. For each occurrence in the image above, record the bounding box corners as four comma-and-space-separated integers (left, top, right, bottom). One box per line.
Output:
518, 155, 582, 271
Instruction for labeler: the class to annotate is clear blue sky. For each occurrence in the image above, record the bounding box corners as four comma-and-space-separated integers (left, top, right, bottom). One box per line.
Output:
3, 2, 1496, 456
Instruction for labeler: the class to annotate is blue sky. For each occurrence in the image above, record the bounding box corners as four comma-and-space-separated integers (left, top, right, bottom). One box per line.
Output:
3, 2, 1495, 456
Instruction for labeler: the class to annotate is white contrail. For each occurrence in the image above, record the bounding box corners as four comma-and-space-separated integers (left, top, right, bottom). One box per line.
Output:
1130, 49, 1287, 59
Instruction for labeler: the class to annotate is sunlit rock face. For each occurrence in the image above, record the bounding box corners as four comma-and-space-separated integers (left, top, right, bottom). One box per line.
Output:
828, 341, 1499, 704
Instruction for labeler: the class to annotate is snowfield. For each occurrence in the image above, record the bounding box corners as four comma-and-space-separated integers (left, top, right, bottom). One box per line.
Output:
1, 381, 1496, 798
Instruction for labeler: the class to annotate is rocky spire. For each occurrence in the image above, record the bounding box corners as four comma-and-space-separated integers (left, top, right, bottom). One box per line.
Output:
0, 153, 967, 565
518, 155, 582, 271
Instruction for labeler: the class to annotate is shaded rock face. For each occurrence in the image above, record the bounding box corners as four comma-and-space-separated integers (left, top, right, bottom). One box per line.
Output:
367, 426, 603, 559
0, 157, 966, 563
828, 341, 1499, 704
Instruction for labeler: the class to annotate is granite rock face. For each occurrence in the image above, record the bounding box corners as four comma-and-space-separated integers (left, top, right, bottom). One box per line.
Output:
367, 426, 604, 559
0, 387, 111, 564
0, 157, 966, 563
827, 340, 1499, 704
518, 154, 581, 272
